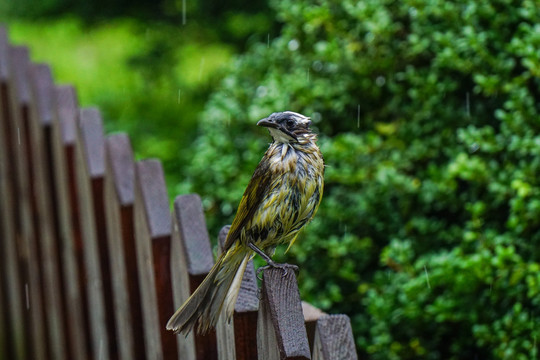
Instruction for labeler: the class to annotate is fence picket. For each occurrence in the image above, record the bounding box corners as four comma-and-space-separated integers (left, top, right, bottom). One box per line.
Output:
29, 63, 68, 360
58, 88, 94, 358
8, 44, 48, 360
55, 85, 88, 360
0, 272, 6, 360
171, 194, 217, 360
104, 133, 145, 360
312, 315, 357, 360
301, 302, 325, 354
134, 160, 178, 360
76, 108, 111, 360
257, 267, 311, 360
0, 26, 27, 360
216, 225, 259, 360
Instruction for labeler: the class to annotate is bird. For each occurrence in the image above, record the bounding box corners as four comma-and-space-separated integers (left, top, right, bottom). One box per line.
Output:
166, 111, 325, 335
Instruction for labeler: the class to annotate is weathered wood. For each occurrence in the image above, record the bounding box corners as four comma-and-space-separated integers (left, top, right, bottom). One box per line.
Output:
216, 225, 259, 360
29, 63, 67, 360
312, 315, 357, 360
0, 26, 27, 360
134, 160, 178, 360
40, 74, 87, 360
104, 133, 145, 360
54, 85, 88, 360
302, 302, 325, 353
257, 267, 311, 360
0, 270, 6, 360
58, 87, 93, 358
170, 194, 216, 360
76, 107, 111, 360
8, 45, 48, 360
80, 107, 118, 359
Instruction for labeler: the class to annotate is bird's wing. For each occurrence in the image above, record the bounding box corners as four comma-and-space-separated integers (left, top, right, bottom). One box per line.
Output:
223, 160, 274, 251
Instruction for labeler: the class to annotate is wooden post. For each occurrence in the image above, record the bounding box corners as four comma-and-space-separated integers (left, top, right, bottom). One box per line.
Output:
34, 67, 88, 360
76, 107, 111, 360
257, 267, 311, 360
78, 107, 119, 359
134, 160, 178, 360
104, 133, 146, 360
29, 63, 68, 360
312, 315, 357, 360
170, 194, 216, 360
0, 26, 27, 360
55, 85, 89, 360
216, 225, 259, 360
7, 45, 48, 360
58, 88, 93, 358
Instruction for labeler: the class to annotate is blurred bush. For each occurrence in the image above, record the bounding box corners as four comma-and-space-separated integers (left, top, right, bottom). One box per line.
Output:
2, 0, 276, 194
184, 0, 540, 358
0, 0, 275, 49
5, 17, 236, 191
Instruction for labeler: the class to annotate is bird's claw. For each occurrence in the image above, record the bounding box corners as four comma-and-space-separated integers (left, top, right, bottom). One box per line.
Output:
256, 262, 299, 280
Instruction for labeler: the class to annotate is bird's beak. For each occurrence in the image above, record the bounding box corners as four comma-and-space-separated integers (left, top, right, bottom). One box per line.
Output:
258, 118, 298, 142
257, 118, 279, 129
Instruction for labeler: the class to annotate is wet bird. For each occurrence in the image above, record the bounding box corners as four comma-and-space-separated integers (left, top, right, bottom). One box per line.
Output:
166, 111, 325, 334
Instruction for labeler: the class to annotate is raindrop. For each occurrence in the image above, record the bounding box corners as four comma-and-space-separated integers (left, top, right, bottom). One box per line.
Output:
25, 283, 29, 309
221, 202, 233, 216
18, 127, 20, 145
198, 57, 205, 81
357, 104, 361, 128
469, 142, 480, 153
533, 335, 537, 360
182, 0, 187, 25
306, 68, 310, 82
424, 265, 431, 289
256, 86, 268, 98
312, 60, 323, 72
311, 112, 322, 123
288, 39, 300, 51
365, 32, 375, 43
466, 92, 471, 118
177, 89, 181, 104
267, 33, 270, 48
376, 76, 386, 87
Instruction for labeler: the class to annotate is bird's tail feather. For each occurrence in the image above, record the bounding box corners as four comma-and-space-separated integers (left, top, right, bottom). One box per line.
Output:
166, 245, 250, 335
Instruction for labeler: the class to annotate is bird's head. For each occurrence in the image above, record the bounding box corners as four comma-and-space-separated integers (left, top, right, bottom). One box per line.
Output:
257, 111, 315, 144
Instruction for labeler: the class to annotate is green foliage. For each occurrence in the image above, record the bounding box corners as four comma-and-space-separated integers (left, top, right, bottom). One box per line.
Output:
6, 17, 234, 194
185, 0, 540, 358
0, 0, 274, 49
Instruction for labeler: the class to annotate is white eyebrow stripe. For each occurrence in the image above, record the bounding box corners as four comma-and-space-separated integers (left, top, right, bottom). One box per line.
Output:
283, 111, 307, 119
282, 111, 311, 125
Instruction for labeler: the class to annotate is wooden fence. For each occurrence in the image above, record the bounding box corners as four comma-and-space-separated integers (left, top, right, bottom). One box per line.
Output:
0, 26, 358, 360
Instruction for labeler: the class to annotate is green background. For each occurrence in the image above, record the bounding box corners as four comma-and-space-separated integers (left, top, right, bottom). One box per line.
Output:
2, 0, 540, 358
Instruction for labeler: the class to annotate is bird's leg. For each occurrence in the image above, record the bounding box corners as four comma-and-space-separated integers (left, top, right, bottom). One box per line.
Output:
248, 242, 277, 265
248, 242, 298, 279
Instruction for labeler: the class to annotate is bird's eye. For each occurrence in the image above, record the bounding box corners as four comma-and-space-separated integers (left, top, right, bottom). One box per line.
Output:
286, 119, 295, 127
